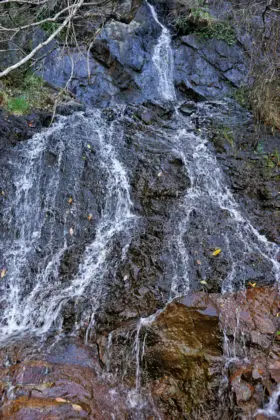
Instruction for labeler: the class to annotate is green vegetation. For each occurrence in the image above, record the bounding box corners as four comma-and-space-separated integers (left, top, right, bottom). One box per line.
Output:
212, 125, 235, 149
198, 21, 236, 46
263, 150, 280, 169
233, 87, 250, 108
0, 72, 55, 115
7, 96, 29, 114
174, 6, 236, 46
41, 21, 60, 35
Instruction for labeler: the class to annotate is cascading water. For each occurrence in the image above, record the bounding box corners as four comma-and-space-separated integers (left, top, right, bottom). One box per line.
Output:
147, 2, 176, 102
1, 1, 279, 418
0, 109, 136, 341
126, 3, 280, 413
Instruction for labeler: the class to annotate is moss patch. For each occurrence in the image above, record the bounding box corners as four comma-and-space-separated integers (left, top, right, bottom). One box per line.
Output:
0, 72, 55, 115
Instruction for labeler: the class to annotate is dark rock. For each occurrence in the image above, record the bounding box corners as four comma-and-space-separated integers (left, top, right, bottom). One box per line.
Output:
56, 101, 86, 115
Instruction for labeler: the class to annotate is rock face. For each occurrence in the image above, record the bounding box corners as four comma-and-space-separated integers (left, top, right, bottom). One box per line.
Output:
0, 337, 139, 419
72, 286, 280, 419
0, 0, 279, 418
38, 0, 250, 106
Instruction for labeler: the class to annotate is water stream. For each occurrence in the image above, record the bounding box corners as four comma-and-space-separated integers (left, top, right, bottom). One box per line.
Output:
0, 109, 137, 341
0, 2, 279, 417
127, 3, 280, 410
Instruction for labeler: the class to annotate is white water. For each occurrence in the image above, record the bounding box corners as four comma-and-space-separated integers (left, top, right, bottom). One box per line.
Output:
256, 385, 280, 418
147, 2, 176, 102
0, 109, 137, 341
1, 3, 280, 417
126, 3, 280, 410
169, 125, 280, 296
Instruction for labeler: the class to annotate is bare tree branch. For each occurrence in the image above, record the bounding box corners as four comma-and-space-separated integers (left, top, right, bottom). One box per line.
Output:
0, 0, 85, 77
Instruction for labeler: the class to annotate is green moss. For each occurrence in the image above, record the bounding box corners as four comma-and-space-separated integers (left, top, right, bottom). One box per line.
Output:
1, 71, 55, 115
174, 5, 236, 45
7, 96, 29, 114
197, 21, 236, 45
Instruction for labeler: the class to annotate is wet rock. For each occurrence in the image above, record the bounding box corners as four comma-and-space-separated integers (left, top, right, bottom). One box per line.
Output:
179, 101, 197, 116
0, 337, 140, 419
0, 109, 52, 150
56, 101, 86, 115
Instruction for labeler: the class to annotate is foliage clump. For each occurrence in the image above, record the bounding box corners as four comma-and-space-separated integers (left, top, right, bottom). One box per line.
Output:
174, 6, 236, 46
0, 72, 55, 115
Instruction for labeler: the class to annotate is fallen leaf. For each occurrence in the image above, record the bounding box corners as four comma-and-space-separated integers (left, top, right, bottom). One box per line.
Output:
1, 191, 5, 196
55, 398, 67, 403
68, 197, 73, 205
276, 313, 280, 318
200, 280, 207, 285
249, 282, 256, 288
87, 144, 91, 149
157, 171, 163, 177
72, 404, 83, 411
212, 248, 222, 256
1, 268, 7, 278
69, 227, 74, 236
87, 214, 93, 221
196, 260, 201, 265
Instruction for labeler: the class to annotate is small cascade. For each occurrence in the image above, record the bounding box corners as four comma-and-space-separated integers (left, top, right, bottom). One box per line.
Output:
168, 122, 280, 296
256, 385, 280, 418
147, 2, 176, 102
127, 310, 163, 415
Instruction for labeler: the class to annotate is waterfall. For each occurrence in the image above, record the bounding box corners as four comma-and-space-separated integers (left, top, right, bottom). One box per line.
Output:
0, 109, 136, 342
147, 2, 176, 102
1, 2, 280, 418
125, 4, 280, 412
168, 123, 280, 296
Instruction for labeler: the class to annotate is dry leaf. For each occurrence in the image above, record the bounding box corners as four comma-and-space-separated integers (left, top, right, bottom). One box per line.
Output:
69, 227, 74, 236
87, 214, 93, 221
212, 248, 221, 256
55, 398, 67, 403
1, 268, 7, 278
157, 171, 163, 177
87, 144, 91, 149
196, 260, 201, 265
200, 280, 207, 285
68, 197, 73, 205
72, 404, 83, 411
249, 282, 256, 288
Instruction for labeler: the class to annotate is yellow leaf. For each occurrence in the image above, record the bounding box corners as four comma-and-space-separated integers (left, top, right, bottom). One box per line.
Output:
212, 248, 222, 256
87, 144, 91, 149
1, 191, 5, 196
72, 404, 83, 411
68, 197, 73, 205
249, 282, 256, 288
1, 268, 7, 278
200, 280, 207, 285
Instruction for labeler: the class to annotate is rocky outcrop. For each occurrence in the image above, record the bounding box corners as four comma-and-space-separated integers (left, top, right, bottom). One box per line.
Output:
95, 285, 280, 419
